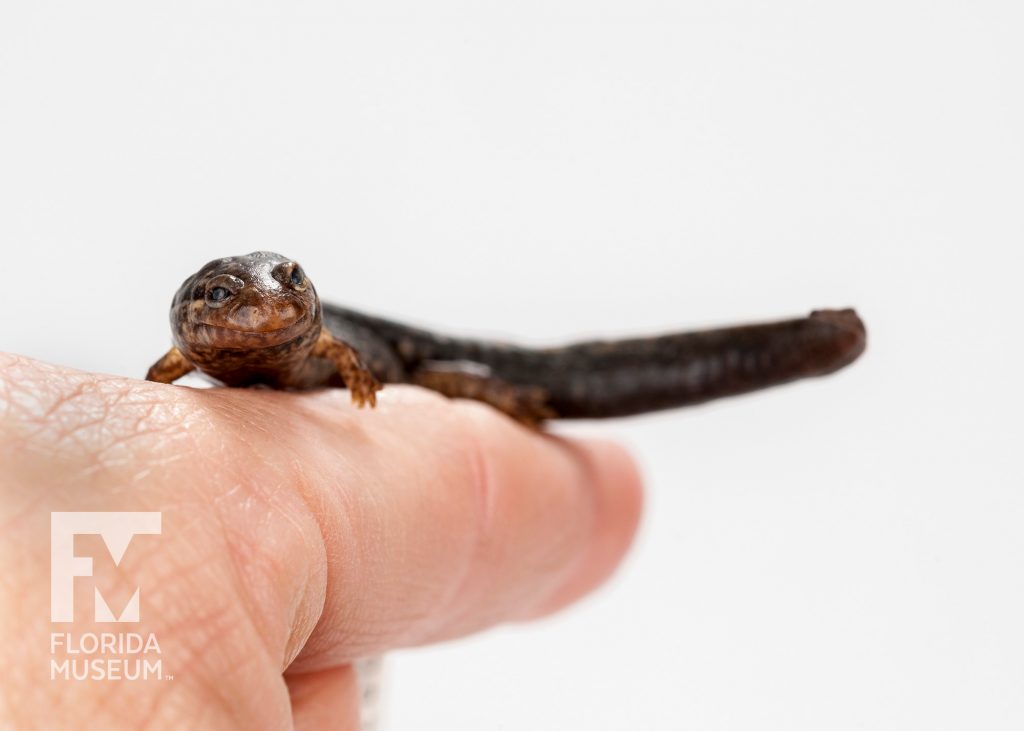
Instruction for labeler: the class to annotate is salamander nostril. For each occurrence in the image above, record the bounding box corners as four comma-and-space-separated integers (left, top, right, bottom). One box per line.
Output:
273, 261, 307, 291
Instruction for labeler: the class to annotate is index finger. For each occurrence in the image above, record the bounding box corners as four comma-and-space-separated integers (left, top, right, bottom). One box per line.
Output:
235, 386, 644, 672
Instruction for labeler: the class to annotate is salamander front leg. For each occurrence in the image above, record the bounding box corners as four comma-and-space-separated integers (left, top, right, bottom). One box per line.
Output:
146, 347, 195, 384
412, 363, 556, 426
313, 329, 383, 408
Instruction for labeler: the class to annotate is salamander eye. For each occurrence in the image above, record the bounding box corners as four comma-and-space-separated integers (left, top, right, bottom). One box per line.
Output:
203, 274, 243, 308
273, 261, 308, 291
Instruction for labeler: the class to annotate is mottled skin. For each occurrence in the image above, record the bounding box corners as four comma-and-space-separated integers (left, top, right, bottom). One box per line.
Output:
147, 251, 867, 423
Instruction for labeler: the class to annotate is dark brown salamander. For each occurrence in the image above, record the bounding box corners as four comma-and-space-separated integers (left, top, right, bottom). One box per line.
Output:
146, 251, 866, 423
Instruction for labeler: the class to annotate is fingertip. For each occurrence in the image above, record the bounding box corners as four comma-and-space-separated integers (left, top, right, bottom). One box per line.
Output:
519, 437, 645, 618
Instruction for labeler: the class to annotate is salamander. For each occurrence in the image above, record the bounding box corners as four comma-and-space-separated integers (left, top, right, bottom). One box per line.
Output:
146, 251, 866, 423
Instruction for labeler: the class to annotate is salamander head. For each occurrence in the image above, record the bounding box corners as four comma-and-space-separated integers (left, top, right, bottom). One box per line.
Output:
169, 251, 322, 382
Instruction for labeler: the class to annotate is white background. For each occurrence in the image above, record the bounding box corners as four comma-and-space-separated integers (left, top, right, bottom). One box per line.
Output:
2, 2, 1022, 729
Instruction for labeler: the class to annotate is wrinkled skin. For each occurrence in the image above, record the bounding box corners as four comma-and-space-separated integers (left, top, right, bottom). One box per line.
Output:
0, 354, 641, 730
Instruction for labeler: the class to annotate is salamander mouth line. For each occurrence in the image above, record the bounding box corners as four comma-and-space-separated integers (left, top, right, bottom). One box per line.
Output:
191, 312, 312, 346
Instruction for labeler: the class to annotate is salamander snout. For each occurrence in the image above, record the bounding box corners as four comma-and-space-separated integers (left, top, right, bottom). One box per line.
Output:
201, 261, 308, 311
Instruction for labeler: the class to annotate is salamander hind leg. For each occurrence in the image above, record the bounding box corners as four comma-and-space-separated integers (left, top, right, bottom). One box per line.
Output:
412, 363, 556, 426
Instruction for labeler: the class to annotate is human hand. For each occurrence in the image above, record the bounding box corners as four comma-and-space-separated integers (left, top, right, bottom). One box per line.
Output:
0, 353, 642, 729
